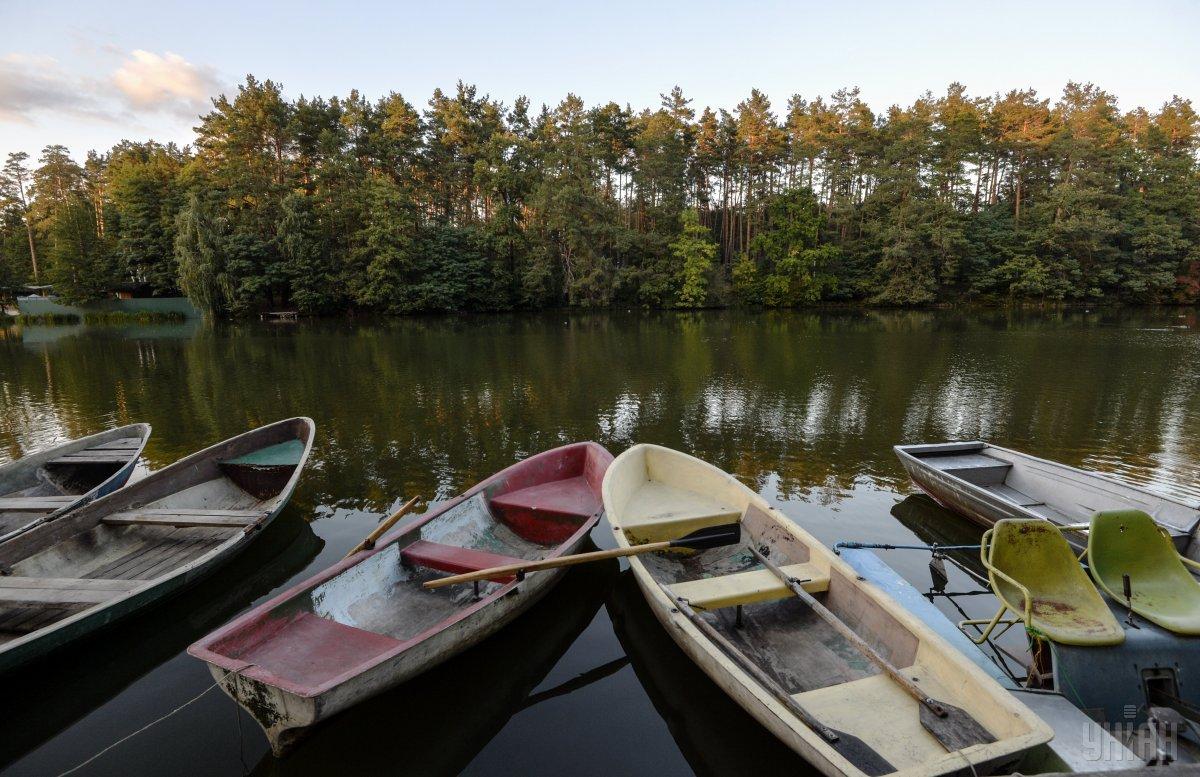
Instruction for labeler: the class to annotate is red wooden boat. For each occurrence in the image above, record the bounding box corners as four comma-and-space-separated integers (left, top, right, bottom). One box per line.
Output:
188, 442, 612, 755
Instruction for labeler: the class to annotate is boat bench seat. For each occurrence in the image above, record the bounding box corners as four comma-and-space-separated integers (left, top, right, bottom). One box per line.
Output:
934, 454, 1012, 486
617, 509, 744, 545
671, 562, 829, 610
983, 483, 1043, 507
489, 476, 601, 544
0, 576, 142, 608
215, 610, 404, 693
401, 540, 529, 584
48, 443, 138, 465
0, 496, 78, 511
102, 508, 266, 529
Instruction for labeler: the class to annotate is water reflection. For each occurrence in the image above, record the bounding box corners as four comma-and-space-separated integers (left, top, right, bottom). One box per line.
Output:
2, 310, 1198, 510
0, 309, 1198, 774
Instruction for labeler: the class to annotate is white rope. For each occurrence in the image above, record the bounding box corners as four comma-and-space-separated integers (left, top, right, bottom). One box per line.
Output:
56, 680, 220, 776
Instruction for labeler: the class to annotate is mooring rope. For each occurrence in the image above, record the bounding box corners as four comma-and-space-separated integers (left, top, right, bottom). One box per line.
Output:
56, 679, 222, 777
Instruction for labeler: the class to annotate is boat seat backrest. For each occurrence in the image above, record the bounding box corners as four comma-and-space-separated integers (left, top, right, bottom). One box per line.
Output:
1087, 510, 1200, 636
986, 519, 1124, 646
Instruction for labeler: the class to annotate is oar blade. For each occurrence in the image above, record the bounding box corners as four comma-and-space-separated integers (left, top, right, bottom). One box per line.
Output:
827, 727, 895, 776
918, 700, 995, 751
670, 522, 741, 551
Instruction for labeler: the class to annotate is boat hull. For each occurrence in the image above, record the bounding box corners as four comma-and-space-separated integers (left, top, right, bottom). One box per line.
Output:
604, 444, 1053, 777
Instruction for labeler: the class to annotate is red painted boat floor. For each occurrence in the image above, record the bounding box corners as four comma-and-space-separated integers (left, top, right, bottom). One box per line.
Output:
237, 611, 403, 691
490, 476, 600, 520
401, 540, 526, 582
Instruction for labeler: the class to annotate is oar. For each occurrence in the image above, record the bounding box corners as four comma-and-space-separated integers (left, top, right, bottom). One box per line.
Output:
749, 545, 995, 752
343, 495, 421, 559
666, 588, 894, 776
423, 523, 741, 590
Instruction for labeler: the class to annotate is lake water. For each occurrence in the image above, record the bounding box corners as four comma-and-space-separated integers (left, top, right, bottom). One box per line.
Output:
2, 308, 1198, 776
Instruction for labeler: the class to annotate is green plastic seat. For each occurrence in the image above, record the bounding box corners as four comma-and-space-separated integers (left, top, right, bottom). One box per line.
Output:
983, 519, 1125, 646
1087, 510, 1200, 636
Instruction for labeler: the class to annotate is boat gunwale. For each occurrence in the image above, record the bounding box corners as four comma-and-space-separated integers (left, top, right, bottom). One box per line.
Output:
188, 440, 612, 699
606, 443, 1054, 777
893, 441, 1200, 535
0, 422, 153, 542
0, 417, 315, 666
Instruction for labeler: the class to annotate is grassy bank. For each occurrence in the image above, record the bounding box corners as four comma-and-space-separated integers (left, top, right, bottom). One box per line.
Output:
14, 311, 187, 325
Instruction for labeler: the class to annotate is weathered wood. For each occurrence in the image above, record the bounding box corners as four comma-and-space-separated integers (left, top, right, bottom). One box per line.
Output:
87, 440, 143, 450
102, 509, 263, 529
0, 576, 143, 591
49, 454, 135, 464
670, 591, 894, 776
749, 543, 995, 751
0, 576, 142, 607
0, 497, 78, 511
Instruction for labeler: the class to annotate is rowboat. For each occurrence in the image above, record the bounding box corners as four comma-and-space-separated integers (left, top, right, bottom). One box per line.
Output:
0, 515, 322, 769
894, 441, 1200, 562
189, 441, 612, 755
603, 444, 1052, 777
0, 417, 314, 672
247, 555, 618, 772
0, 423, 151, 543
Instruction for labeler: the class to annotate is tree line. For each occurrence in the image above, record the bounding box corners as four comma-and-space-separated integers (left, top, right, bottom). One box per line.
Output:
1, 78, 1197, 314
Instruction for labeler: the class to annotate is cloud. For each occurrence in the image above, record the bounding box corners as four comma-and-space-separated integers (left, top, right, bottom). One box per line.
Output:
0, 53, 117, 124
112, 50, 220, 117
0, 49, 221, 128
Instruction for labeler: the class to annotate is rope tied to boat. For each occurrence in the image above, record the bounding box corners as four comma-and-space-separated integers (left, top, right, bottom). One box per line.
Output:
56, 681, 222, 777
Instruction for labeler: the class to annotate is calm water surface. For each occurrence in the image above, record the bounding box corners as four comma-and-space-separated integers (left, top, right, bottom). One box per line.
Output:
1, 309, 1198, 776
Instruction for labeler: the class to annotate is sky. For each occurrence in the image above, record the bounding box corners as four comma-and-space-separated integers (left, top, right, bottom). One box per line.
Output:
1, 0, 1198, 162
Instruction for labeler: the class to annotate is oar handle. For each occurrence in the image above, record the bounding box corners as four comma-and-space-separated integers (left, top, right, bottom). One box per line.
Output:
422, 541, 671, 589
344, 496, 421, 559
749, 546, 945, 716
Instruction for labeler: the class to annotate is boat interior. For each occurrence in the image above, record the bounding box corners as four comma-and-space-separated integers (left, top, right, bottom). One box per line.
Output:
0, 426, 148, 536
0, 424, 310, 648
606, 446, 1036, 771
201, 443, 607, 694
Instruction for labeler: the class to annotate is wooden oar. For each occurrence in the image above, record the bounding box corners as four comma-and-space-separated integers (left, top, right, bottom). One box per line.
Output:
749, 545, 995, 752
423, 523, 741, 590
666, 587, 894, 776
343, 496, 421, 559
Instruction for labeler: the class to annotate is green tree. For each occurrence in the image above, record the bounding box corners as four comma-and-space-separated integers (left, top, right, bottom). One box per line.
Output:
175, 192, 233, 316
671, 210, 717, 307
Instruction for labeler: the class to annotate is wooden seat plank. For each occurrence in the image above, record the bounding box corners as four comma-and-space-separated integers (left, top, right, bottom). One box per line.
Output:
88, 440, 143, 450
0, 496, 78, 511
103, 509, 263, 529
0, 576, 142, 607
48, 454, 133, 465
401, 540, 529, 583
119, 508, 264, 517
671, 563, 830, 610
